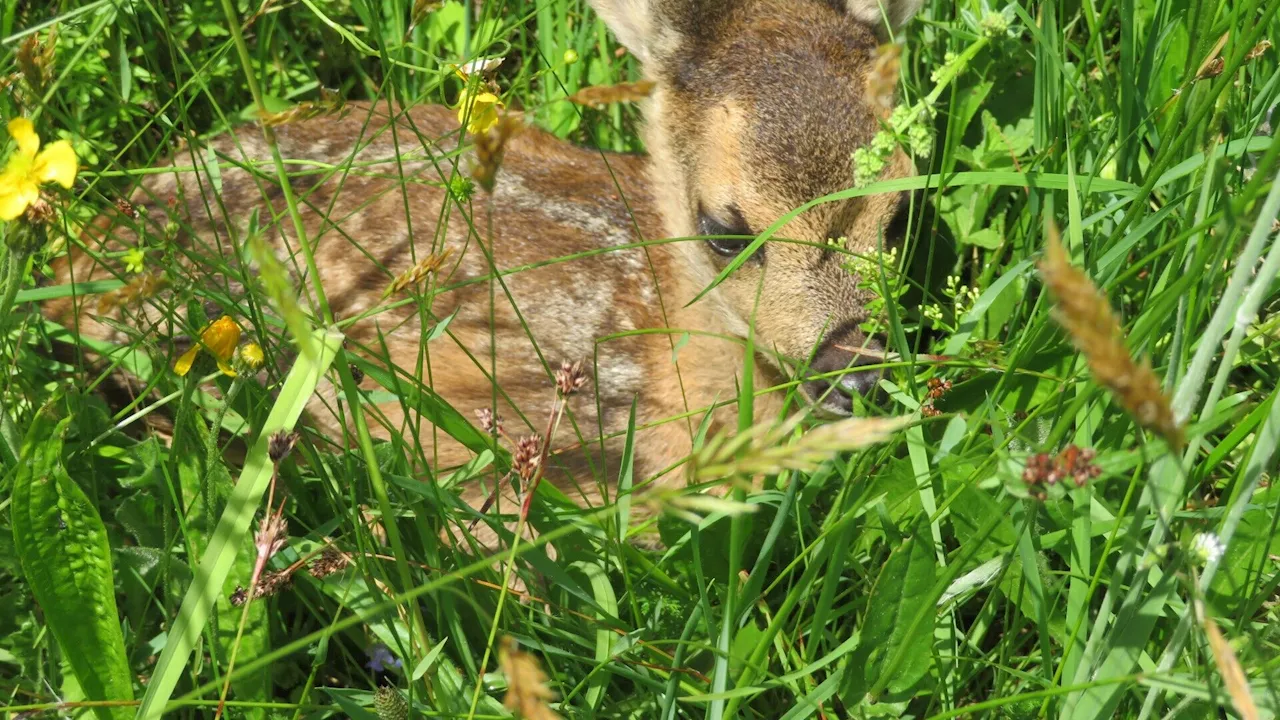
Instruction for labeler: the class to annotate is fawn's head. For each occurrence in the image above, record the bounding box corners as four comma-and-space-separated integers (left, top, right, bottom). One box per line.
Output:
591, 0, 924, 414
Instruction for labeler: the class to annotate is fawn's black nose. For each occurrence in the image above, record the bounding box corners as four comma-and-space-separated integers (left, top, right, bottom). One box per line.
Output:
803, 337, 885, 415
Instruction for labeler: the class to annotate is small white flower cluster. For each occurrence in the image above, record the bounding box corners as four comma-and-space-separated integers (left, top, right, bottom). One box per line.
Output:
1190, 532, 1226, 566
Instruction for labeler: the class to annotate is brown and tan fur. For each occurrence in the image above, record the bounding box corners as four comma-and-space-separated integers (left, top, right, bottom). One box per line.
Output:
44, 0, 922, 545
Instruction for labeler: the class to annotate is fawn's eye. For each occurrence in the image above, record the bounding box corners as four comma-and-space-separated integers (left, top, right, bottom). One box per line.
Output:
698, 204, 755, 258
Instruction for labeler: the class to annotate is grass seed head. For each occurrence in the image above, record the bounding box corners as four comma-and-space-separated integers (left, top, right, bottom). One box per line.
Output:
499, 636, 561, 720
567, 80, 655, 107
471, 113, 525, 193
383, 248, 452, 299
1038, 223, 1183, 448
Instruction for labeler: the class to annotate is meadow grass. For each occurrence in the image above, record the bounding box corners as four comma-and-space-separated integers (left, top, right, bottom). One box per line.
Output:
1, 0, 1279, 718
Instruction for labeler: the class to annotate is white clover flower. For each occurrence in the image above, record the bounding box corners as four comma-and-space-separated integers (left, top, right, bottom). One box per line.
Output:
1190, 532, 1226, 566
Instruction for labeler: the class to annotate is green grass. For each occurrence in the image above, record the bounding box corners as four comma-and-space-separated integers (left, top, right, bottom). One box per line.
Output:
2, 0, 1280, 718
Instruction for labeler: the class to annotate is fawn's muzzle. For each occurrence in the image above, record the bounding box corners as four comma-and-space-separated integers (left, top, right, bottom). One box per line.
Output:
803, 335, 885, 415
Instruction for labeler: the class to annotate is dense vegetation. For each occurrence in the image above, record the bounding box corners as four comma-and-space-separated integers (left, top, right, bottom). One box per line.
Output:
1, 0, 1279, 718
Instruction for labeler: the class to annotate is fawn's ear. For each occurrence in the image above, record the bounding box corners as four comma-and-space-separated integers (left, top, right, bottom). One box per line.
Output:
843, 0, 924, 31
588, 0, 656, 62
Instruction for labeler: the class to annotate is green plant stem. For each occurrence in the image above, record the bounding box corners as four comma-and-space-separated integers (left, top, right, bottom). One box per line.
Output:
0, 242, 28, 465
216, 0, 332, 325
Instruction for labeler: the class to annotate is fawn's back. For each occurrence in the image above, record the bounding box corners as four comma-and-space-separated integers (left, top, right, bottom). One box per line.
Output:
47, 0, 925, 534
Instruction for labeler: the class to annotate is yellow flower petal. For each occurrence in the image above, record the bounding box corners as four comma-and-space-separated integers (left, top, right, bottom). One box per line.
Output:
458, 91, 503, 135
216, 359, 238, 377
0, 180, 38, 221
32, 140, 77, 189
7, 118, 39, 158
201, 316, 242, 363
174, 345, 200, 377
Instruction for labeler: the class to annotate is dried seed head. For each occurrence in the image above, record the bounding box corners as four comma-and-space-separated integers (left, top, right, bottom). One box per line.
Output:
258, 94, 349, 127
475, 408, 503, 435
308, 548, 350, 579
25, 197, 55, 225
513, 435, 543, 483
866, 44, 903, 119
1196, 56, 1225, 80
255, 568, 293, 599
1199, 601, 1260, 720
499, 637, 561, 720
1038, 224, 1183, 448
255, 513, 288, 561
16, 30, 55, 95
1022, 444, 1102, 499
471, 113, 525, 193
554, 359, 588, 396
383, 248, 452, 298
269, 431, 300, 464
926, 377, 952, 400
115, 197, 139, 219
566, 80, 655, 107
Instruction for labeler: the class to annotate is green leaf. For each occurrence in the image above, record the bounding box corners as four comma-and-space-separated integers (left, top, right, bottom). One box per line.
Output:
12, 403, 134, 720
845, 515, 937, 702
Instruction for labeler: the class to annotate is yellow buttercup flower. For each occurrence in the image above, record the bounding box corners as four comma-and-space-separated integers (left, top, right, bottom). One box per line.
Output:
457, 88, 503, 135
174, 315, 242, 377
0, 118, 77, 221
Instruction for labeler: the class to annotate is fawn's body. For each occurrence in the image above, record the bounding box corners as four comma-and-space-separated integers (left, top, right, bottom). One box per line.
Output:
46, 0, 921, 540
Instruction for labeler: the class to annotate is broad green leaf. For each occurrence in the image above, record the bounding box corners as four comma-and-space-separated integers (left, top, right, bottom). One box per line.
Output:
844, 515, 937, 702
12, 404, 134, 720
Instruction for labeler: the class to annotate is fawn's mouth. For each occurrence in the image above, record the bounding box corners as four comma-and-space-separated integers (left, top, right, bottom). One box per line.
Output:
801, 338, 887, 416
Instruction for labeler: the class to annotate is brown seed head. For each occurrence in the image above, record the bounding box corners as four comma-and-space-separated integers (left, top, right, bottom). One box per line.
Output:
866, 44, 903, 119
383, 248, 453, 298
269, 430, 300, 464
308, 548, 350, 579
255, 513, 288, 561
567, 80, 655, 108
254, 568, 294, 599
475, 408, 503, 435
513, 435, 543, 483
554, 359, 588, 396
25, 197, 55, 225
499, 636, 561, 720
471, 113, 525, 193
1038, 224, 1183, 448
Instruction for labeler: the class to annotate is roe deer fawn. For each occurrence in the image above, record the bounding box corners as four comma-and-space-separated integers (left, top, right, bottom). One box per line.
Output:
45, 0, 923, 546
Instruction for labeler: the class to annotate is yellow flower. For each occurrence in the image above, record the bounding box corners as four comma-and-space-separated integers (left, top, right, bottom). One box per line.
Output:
457, 88, 503, 135
174, 315, 242, 377
0, 118, 77, 221
237, 342, 265, 371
